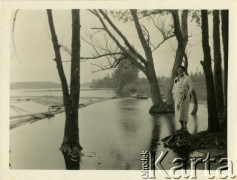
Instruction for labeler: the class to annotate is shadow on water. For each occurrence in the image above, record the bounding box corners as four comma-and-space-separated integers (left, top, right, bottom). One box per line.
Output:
149, 116, 161, 152
148, 115, 161, 171
148, 115, 176, 171
10, 96, 208, 170
147, 113, 201, 170
112, 98, 147, 169
190, 115, 198, 134
62, 153, 80, 170
163, 114, 200, 170
148, 114, 176, 152
118, 99, 141, 134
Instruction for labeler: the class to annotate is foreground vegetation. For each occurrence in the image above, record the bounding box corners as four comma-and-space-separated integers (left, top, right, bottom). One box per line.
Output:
161, 130, 227, 170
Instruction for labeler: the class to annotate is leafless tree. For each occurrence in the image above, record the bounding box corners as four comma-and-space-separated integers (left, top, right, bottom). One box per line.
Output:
221, 10, 228, 129
213, 10, 224, 116
200, 10, 220, 132
87, 9, 175, 114
164, 10, 198, 115
47, 9, 82, 169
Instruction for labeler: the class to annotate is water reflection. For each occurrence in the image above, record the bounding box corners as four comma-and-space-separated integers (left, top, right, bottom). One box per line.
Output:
148, 115, 176, 170
149, 116, 161, 152
163, 114, 176, 135
148, 115, 161, 171
172, 115, 198, 170
190, 115, 198, 134
10, 96, 208, 170
112, 98, 150, 169
118, 98, 140, 134
62, 152, 81, 170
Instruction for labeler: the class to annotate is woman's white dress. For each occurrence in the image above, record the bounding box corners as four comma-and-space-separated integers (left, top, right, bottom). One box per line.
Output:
172, 75, 193, 122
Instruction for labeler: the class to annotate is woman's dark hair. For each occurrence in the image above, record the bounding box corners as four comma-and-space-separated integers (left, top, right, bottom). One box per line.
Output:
178, 65, 186, 71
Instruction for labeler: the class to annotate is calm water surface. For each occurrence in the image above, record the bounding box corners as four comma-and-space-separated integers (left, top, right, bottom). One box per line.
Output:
10, 88, 116, 98
10, 90, 208, 169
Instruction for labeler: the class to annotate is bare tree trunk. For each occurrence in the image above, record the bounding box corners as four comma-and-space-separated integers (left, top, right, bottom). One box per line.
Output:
131, 10, 170, 114
47, 9, 82, 170
166, 10, 185, 106
146, 64, 168, 114
132, 10, 167, 113
221, 10, 228, 129
46, 10, 70, 106
167, 10, 198, 115
61, 10, 82, 170
201, 10, 220, 132
181, 10, 198, 115
191, 90, 198, 115
92, 10, 172, 114
213, 10, 224, 117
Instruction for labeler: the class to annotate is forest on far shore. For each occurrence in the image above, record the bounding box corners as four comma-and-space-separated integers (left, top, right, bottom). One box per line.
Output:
10, 69, 208, 102
90, 67, 207, 101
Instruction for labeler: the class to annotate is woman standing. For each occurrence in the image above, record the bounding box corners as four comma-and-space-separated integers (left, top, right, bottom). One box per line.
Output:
172, 66, 193, 132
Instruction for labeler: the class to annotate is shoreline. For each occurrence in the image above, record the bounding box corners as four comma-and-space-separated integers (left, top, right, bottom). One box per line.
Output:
10, 96, 207, 130
10, 96, 115, 130
10, 97, 220, 170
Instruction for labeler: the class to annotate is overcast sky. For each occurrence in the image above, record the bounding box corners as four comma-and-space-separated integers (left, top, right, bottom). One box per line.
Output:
11, 10, 207, 84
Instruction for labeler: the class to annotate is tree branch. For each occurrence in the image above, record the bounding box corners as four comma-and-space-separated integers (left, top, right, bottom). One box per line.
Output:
110, 9, 166, 23
148, 13, 175, 52
90, 10, 146, 73
81, 52, 123, 60
90, 56, 126, 73
171, 10, 189, 67
47, 10, 70, 105
12, 10, 20, 61
98, 10, 148, 67
81, 31, 124, 65
142, 25, 150, 46
150, 14, 166, 39
152, 35, 175, 52
81, 36, 102, 57
130, 9, 154, 63
59, 43, 72, 55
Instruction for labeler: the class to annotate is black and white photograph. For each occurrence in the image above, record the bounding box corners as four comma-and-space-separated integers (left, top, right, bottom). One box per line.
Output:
1, 1, 237, 180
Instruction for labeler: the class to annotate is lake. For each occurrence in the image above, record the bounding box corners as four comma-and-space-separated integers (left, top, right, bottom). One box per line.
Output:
10, 88, 116, 98
9, 89, 208, 170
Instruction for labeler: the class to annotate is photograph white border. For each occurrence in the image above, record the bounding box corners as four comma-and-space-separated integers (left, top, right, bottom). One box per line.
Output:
1, 1, 237, 179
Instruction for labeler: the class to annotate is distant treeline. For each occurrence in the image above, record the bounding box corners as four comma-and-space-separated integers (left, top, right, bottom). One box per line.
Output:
11, 81, 91, 89
90, 71, 207, 100
10, 82, 62, 89
90, 71, 205, 88
90, 75, 116, 88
